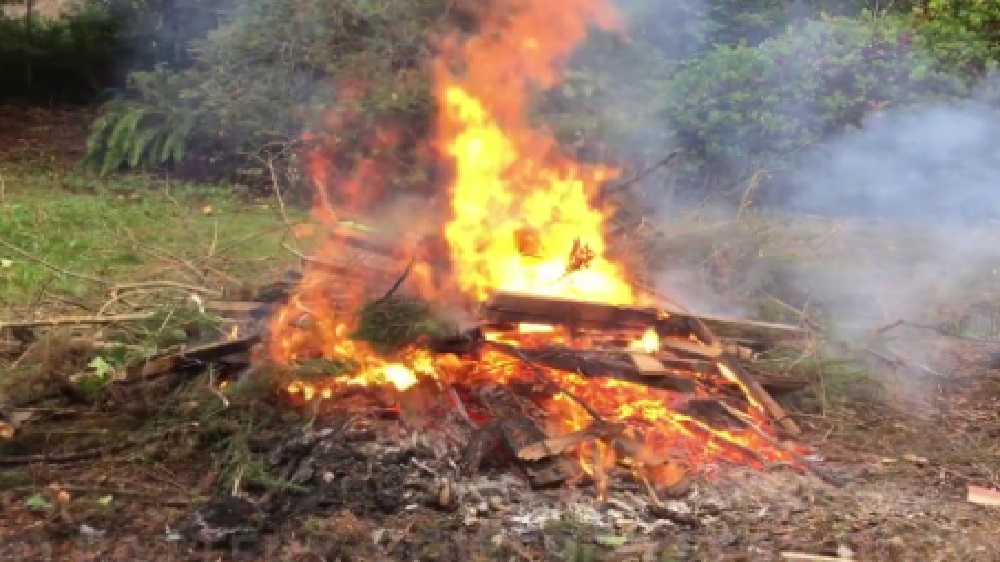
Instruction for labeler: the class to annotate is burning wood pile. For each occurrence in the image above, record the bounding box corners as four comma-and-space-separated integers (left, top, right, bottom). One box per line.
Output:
246, 223, 820, 504
230, 0, 825, 508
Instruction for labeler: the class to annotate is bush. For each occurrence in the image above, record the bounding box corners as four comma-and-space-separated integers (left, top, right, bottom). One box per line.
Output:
0, 4, 121, 102
914, 0, 1000, 79
84, 0, 446, 186
660, 14, 967, 197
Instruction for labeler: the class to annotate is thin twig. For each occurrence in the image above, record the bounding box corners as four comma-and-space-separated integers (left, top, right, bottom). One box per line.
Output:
0, 238, 111, 286
124, 237, 208, 283
111, 281, 222, 298
266, 157, 292, 226
446, 386, 477, 427
373, 256, 415, 305
0, 312, 154, 330
603, 148, 685, 196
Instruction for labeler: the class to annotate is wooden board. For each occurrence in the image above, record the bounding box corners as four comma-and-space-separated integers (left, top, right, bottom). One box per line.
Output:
483, 291, 805, 346
488, 342, 699, 394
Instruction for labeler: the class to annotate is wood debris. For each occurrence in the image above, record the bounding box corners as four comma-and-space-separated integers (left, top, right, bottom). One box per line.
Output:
780, 553, 853, 561
967, 485, 1000, 507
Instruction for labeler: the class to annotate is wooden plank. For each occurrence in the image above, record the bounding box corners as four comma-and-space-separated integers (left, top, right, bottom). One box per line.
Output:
494, 343, 698, 393
483, 292, 805, 346
689, 315, 807, 344
483, 293, 725, 361
716, 357, 800, 436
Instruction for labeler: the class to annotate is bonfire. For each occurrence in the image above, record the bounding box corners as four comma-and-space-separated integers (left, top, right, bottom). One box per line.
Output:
264, 0, 814, 502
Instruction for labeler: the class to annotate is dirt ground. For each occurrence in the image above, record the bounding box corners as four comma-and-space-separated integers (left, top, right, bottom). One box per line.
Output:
2, 107, 1000, 561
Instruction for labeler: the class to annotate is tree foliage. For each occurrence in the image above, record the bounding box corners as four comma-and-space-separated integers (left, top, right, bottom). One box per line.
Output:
0, 4, 120, 101
658, 15, 966, 195
915, 0, 1000, 78
74, 0, 1000, 203
84, 0, 445, 182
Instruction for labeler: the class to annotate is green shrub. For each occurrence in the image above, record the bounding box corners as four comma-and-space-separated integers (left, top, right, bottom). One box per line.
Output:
85, 0, 445, 186
84, 71, 202, 175
0, 4, 121, 101
660, 14, 966, 196
914, 0, 1000, 78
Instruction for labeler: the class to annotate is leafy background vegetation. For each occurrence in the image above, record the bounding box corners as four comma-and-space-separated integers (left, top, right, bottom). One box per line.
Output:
3, 0, 1000, 204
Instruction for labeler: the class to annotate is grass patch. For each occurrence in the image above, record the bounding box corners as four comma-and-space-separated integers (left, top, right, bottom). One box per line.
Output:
0, 159, 302, 307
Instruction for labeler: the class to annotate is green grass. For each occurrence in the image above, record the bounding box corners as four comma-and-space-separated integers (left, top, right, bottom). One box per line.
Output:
0, 160, 303, 307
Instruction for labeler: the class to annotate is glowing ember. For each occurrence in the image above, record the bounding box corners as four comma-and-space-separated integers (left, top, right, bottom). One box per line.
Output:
379, 363, 418, 391
630, 327, 660, 354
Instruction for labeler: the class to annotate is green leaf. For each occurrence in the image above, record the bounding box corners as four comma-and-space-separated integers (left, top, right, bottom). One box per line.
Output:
25, 494, 52, 511
595, 535, 628, 547
88, 356, 114, 378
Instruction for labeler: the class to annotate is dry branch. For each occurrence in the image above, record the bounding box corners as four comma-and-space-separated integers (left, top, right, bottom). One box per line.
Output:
0, 422, 200, 467
0, 238, 111, 286
0, 312, 155, 331
110, 281, 222, 297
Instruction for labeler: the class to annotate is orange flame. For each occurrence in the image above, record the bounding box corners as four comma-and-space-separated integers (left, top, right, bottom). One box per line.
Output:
434, 0, 629, 304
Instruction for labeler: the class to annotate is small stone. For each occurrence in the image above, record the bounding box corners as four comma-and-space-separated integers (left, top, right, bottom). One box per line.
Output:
886, 536, 906, 553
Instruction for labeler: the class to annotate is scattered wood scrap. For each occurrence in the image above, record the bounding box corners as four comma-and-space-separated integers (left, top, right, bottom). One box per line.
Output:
967, 485, 1000, 507
120, 334, 262, 381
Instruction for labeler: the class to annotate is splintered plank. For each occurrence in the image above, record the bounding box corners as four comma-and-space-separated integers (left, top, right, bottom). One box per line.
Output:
669, 311, 801, 437
498, 417, 575, 487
